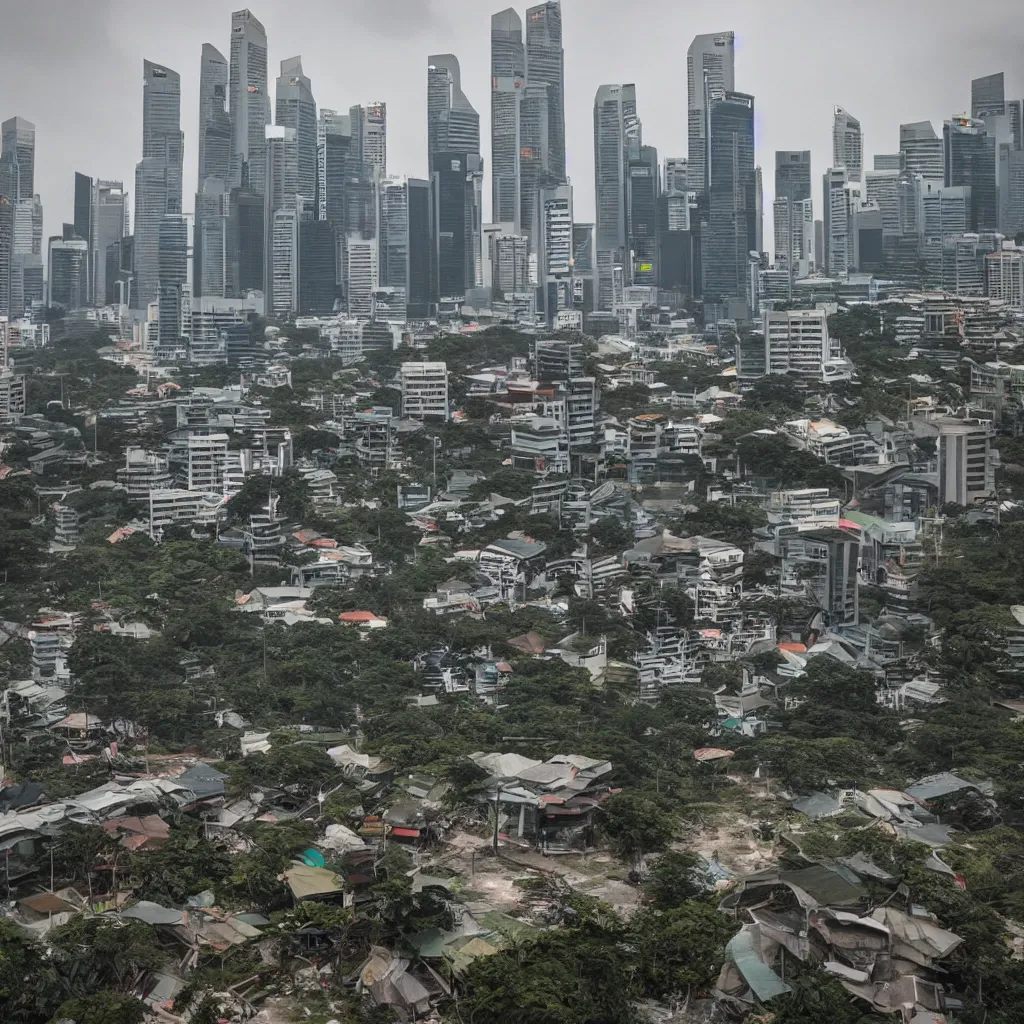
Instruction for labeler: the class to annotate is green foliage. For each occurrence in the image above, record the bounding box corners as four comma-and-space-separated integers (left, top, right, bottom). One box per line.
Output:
631, 901, 738, 997
736, 433, 844, 490
598, 792, 678, 864
49, 917, 165, 997
768, 967, 887, 1024
0, 920, 61, 1022
51, 993, 146, 1024
644, 851, 710, 909
674, 501, 767, 548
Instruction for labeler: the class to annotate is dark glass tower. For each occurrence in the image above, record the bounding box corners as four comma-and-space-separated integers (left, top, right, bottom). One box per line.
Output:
944, 116, 997, 232
525, 2, 566, 182
701, 91, 756, 303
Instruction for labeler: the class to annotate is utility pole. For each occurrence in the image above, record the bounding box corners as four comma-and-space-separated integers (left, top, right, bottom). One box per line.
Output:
492, 784, 502, 854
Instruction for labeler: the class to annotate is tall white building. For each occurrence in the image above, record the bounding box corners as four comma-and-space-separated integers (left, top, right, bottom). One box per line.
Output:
401, 362, 449, 421
823, 167, 850, 279
347, 237, 378, 319
986, 246, 1024, 309
186, 433, 229, 492
538, 183, 574, 322
832, 106, 863, 183
773, 197, 814, 277
761, 309, 840, 379
937, 417, 995, 507
270, 207, 299, 317
686, 32, 735, 194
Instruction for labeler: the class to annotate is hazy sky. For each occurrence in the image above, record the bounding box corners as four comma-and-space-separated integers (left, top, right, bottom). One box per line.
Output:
2, 0, 1022, 245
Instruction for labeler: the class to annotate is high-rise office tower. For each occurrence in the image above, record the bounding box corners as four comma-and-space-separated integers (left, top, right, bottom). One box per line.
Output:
229, 9, 270, 194
428, 55, 482, 301
377, 175, 435, 317
427, 55, 481, 159
379, 175, 410, 301
264, 125, 300, 312
833, 106, 863, 183
772, 197, 814, 276
47, 235, 89, 310
351, 104, 387, 178
944, 115, 997, 232
775, 151, 812, 203
0, 198, 12, 318
628, 146, 659, 287
900, 121, 945, 180
538, 182, 573, 321
196, 178, 230, 299
999, 146, 1024, 237
686, 32, 735, 194
198, 44, 231, 184
270, 206, 299, 317
519, 81, 552, 250
227, 173, 264, 296
491, 9, 525, 230
195, 43, 231, 300
972, 73, 1005, 119
276, 57, 317, 205
299, 216, 337, 315
491, 231, 530, 297
134, 60, 184, 308
407, 178, 436, 317
317, 109, 352, 226
572, 221, 596, 312
73, 172, 92, 242
2, 120, 41, 317
593, 83, 634, 309
775, 151, 811, 276
702, 91, 756, 304
432, 151, 484, 301
346, 237, 378, 318
91, 181, 127, 306
525, 2, 566, 183
664, 157, 689, 196
823, 167, 850, 278
1, 118, 35, 202
157, 214, 188, 358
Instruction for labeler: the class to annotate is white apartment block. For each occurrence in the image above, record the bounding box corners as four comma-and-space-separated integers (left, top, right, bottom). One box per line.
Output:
401, 362, 449, 421
937, 418, 995, 507
761, 309, 840, 378
986, 247, 1024, 310
347, 237, 379, 319
118, 447, 173, 499
0, 368, 27, 422
185, 433, 230, 492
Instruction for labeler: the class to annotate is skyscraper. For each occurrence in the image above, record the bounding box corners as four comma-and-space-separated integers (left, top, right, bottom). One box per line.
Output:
0, 198, 12, 318
427, 55, 480, 159
134, 60, 184, 308
276, 57, 317, 205
833, 106, 863, 183
317, 109, 352, 226
538, 182, 573, 321
525, 2, 566, 183
196, 44, 231, 300
491, 9, 525, 230
593, 83, 634, 309
48, 233, 89, 310
944, 115, 997, 232
775, 151, 812, 203
73, 173, 92, 242
702, 91, 756, 304
823, 167, 850, 278
972, 73, 1005, 119
351, 104, 387, 179
91, 181, 127, 306
775, 151, 811, 278
198, 44, 231, 184
519, 81, 552, 250
686, 32, 735, 194
0, 118, 35, 201
378, 175, 435, 317
299, 217, 337, 315
428, 55, 482, 302
900, 121, 944, 180
664, 158, 689, 196
264, 125, 300, 312
628, 146, 659, 287
432, 152, 484, 302
229, 9, 270, 194
157, 215, 188, 358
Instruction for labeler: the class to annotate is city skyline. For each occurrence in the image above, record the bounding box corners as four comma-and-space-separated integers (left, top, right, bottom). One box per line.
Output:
1, 0, 1019, 247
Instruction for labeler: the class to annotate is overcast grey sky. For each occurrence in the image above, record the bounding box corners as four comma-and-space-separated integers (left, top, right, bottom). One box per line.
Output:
2, 0, 1022, 245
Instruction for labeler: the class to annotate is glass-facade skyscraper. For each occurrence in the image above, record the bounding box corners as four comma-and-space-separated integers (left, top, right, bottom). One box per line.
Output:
134, 60, 183, 308
491, 9, 525, 230
525, 2, 566, 184
686, 32, 735, 195
229, 9, 270, 194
